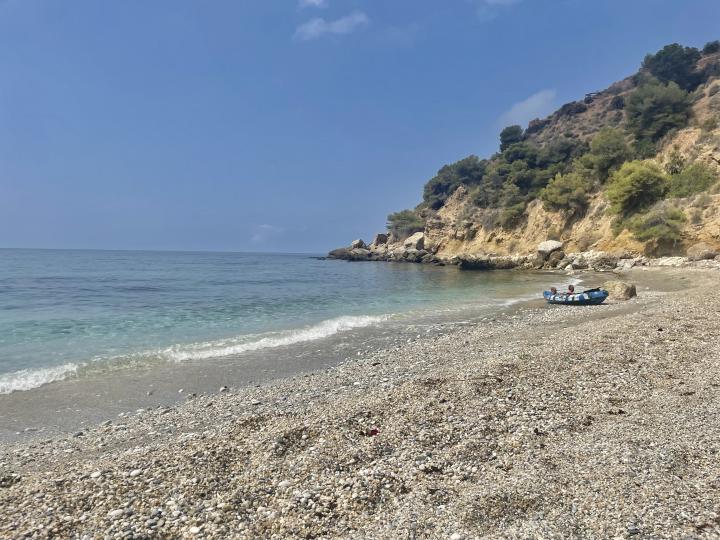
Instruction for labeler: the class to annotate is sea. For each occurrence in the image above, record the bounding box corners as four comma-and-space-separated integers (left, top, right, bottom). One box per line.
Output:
0, 249, 574, 439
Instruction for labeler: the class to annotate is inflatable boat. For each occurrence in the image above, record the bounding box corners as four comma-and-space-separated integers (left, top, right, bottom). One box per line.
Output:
543, 288, 609, 305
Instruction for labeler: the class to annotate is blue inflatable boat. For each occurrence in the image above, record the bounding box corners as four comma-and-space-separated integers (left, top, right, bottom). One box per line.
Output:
543, 287, 609, 305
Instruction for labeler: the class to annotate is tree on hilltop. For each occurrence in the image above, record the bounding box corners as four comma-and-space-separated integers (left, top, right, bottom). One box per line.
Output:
642, 43, 701, 90
499, 125, 524, 152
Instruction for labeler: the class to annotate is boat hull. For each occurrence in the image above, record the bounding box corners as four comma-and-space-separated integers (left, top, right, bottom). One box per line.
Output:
543, 289, 609, 305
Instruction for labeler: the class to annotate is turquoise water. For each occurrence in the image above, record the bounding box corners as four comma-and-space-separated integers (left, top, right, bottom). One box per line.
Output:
0, 249, 561, 394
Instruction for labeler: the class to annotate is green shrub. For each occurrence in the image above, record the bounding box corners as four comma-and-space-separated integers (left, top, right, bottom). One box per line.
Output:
626, 202, 686, 244
610, 95, 625, 110
703, 40, 720, 55
557, 101, 588, 117
387, 209, 424, 238
668, 162, 718, 197
538, 136, 588, 168
499, 125, 524, 152
702, 117, 719, 132
588, 128, 632, 181
642, 43, 701, 90
626, 79, 692, 144
688, 207, 703, 224
632, 138, 659, 159
422, 155, 487, 209
606, 161, 668, 216
497, 203, 526, 229
541, 172, 592, 213
664, 148, 686, 175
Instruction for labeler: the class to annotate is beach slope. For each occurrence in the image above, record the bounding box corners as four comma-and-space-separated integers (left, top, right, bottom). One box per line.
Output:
2, 270, 720, 538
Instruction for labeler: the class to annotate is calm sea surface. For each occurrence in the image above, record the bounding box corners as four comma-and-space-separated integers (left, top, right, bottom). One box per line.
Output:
0, 249, 563, 394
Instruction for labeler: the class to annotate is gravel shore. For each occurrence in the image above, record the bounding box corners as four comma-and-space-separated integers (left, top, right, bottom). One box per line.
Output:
2, 269, 720, 539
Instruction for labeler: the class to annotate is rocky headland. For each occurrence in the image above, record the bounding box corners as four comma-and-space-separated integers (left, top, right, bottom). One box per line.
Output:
330, 42, 720, 275
328, 233, 720, 273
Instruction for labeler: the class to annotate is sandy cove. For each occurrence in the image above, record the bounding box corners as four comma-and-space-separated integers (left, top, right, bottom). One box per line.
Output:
1, 268, 720, 539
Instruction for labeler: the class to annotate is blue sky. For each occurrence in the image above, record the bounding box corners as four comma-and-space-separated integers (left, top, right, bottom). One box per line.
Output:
1, 0, 718, 252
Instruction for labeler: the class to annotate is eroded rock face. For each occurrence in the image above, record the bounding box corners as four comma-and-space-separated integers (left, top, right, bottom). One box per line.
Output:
686, 242, 718, 261
537, 240, 563, 257
603, 280, 637, 300
351, 239, 367, 250
545, 250, 566, 268
403, 232, 425, 250
371, 233, 388, 247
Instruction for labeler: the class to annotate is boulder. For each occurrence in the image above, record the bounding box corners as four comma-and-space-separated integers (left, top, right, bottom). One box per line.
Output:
546, 250, 566, 268
327, 248, 350, 260
686, 242, 718, 261
348, 248, 371, 261
585, 251, 619, 271
371, 233, 388, 246
603, 280, 637, 300
403, 232, 425, 250
350, 239, 366, 250
537, 240, 563, 256
616, 258, 637, 270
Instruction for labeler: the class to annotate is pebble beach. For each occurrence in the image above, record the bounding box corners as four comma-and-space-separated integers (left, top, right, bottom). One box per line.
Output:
2, 268, 720, 539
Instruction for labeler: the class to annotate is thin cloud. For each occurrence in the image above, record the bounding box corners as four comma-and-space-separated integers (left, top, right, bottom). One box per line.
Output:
299, 0, 327, 8
250, 224, 285, 244
295, 11, 369, 41
499, 89, 557, 127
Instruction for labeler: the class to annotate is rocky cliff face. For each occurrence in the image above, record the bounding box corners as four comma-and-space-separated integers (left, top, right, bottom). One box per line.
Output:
330, 47, 720, 267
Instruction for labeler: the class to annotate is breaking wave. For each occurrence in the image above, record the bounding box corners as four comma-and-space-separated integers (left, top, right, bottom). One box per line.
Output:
0, 363, 80, 395
160, 315, 388, 362
0, 315, 387, 394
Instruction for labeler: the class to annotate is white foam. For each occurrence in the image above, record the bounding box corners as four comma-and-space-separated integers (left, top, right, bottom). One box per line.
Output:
0, 363, 80, 394
161, 314, 388, 362
0, 315, 388, 393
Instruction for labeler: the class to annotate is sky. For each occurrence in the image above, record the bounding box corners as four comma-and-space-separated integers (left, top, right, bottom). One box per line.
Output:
1, 0, 719, 253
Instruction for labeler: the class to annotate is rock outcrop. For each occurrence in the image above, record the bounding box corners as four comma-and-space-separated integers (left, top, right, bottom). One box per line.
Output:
403, 232, 425, 250
603, 281, 638, 300
537, 240, 563, 257
371, 233, 388, 247
686, 242, 718, 261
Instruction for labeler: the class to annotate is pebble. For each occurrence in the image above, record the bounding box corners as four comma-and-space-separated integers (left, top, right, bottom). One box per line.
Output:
107, 509, 124, 520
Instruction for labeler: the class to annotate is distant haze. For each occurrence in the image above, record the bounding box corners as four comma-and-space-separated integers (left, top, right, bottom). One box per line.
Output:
1, 0, 718, 252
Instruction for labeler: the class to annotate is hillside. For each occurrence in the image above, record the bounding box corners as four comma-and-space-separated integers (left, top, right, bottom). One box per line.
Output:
330, 41, 720, 265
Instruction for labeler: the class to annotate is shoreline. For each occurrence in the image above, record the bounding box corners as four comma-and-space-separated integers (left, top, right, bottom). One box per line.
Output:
0, 269, 594, 443
2, 267, 719, 537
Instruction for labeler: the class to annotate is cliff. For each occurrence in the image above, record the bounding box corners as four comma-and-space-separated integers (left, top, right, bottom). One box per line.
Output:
330, 42, 720, 267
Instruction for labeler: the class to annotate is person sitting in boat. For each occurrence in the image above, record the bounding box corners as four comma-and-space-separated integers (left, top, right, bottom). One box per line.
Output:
550, 286, 558, 295
567, 284, 575, 294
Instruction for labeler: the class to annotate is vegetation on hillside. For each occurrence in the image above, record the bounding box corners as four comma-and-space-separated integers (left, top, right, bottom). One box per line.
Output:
384, 40, 720, 248
386, 209, 424, 239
